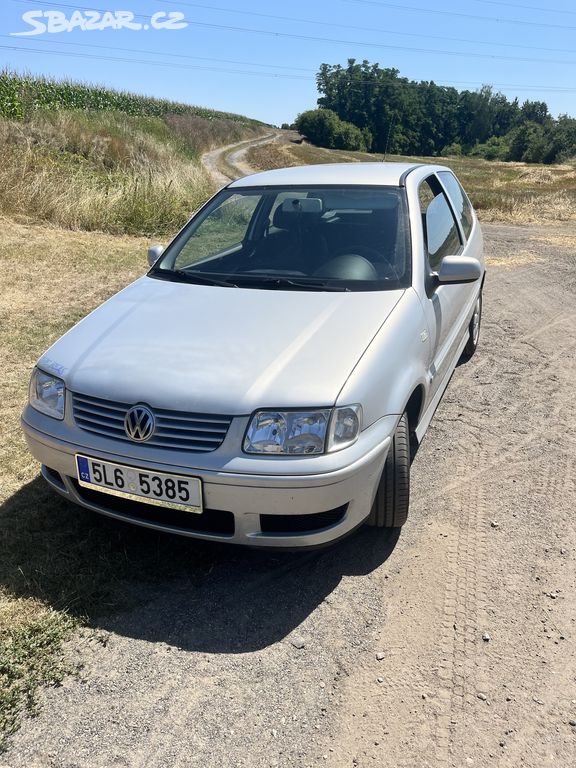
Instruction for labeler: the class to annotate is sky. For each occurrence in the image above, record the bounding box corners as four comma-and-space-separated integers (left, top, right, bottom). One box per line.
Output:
1, 0, 576, 126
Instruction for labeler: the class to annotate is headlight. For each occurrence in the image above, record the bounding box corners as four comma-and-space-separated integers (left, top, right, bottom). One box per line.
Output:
244, 405, 362, 455
29, 367, 65, 420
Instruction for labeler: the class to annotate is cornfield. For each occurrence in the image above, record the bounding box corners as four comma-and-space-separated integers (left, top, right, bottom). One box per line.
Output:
0, 69, 263, 126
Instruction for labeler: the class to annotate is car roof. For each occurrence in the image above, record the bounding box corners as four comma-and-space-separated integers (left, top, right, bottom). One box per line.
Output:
228, 162, 442, 188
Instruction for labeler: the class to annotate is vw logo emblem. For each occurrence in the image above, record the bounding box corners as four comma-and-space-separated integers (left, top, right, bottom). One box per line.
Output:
124, 405, 155, 442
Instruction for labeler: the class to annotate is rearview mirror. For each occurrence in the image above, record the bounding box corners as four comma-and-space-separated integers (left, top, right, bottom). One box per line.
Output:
436, 256, 482, 285
147, 244, 164, 267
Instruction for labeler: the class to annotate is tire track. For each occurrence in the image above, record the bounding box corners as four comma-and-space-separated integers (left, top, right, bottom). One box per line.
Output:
201, 132, 280, 187
329, 228, 576, 767
505, 449, 575, 768
424, 233, 576, 766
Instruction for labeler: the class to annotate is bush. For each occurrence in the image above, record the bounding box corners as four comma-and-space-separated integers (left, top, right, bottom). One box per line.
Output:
469, 136, 509, 161
295, 109, 368, 152
441, 142, 463, 157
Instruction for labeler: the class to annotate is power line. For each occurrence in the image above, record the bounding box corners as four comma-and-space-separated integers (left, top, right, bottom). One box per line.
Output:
131, 1, 576, 56
4, 41, 576, 95
0, 43, 310, 79
0, 33, 312, 73
6, 0, 576, 107
341, 0, 576, 30
15, 0, 575, 53
11, 0, 576, 63
146, 18, 576, 65
475, 0, 576, 15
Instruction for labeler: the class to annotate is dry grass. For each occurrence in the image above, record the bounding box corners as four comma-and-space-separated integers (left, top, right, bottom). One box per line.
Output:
531, 232, 576, 248
0, 219, 143, 748
1, 218, 147, 500
0, 607, 76, 749
247, 139, 576, 225
165, 114, 267, 155
475, 191, 576, 224
486, 250, 543, 268
246, 140, 300, 171
0, 111, 223, 236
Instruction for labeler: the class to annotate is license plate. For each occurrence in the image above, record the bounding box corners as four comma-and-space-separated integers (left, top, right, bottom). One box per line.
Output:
76, 455, 203, 513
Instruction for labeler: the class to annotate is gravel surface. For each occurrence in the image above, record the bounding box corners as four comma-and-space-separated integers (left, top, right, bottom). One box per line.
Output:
3, 213, 576, 767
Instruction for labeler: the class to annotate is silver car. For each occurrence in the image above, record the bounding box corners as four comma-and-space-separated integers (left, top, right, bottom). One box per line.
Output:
22, 163, 484, 547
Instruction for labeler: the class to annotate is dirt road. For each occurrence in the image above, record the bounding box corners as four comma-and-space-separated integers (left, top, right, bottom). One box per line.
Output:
3, 217, 576, 766
201, 132, 280, 187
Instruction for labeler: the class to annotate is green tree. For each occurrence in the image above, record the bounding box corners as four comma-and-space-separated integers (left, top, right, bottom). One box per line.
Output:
507, 122, 550, 163
307, 61, 573, 164
520, 100, 551, 126
545, 115, 576, 162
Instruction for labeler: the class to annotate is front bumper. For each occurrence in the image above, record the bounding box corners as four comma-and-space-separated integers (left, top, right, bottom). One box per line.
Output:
22, 412, 395, 547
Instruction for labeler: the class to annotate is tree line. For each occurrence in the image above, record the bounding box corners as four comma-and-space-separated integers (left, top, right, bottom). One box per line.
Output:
292, 60, 576, 164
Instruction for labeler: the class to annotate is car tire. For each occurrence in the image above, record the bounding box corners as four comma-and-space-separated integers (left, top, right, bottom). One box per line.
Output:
463, 291, 482, 359
367, 412, 410, 528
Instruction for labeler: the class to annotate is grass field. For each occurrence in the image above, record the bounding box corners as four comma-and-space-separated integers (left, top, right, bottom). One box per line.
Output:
247, 137, 576, 224
2, 120, 576, 751
0, 109, 267, 237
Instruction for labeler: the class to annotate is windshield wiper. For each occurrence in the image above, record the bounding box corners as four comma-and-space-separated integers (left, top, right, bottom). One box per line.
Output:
150, 269, 239, 288
232, 275, 351, 292
151, 270, 351, 291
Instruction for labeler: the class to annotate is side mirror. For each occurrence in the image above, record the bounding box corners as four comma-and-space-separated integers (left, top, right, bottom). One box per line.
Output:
436, 256, 482, 285
147, 244, 164, 267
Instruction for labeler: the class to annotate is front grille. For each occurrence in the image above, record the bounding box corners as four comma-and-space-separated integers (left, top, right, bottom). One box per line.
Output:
72, 481, 235, 535
260, 505, 347, 534
72, 392, 232, 452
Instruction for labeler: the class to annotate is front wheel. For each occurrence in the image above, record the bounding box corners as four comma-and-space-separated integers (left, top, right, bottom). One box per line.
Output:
367, 412, 410, 528
463, 291, 482, 359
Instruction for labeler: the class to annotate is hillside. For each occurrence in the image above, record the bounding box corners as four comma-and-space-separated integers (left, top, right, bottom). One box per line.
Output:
0, 71, 268, 236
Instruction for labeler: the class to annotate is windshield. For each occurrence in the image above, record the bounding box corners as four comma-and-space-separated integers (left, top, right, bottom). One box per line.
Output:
150, 185, 411, 291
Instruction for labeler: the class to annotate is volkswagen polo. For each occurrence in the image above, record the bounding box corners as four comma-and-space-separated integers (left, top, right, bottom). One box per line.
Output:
22, 163, 484, 547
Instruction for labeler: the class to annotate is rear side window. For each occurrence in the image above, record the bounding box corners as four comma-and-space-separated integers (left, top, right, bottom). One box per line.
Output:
438, 171, 474, 238
419, 177, 462, 271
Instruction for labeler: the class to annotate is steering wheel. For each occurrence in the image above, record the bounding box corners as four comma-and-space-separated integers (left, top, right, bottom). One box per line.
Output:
313, 253, 378, 280
333, 245, 399, 280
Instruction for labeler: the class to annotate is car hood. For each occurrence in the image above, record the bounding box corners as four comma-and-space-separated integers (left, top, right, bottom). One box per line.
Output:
40, 277, 404, 414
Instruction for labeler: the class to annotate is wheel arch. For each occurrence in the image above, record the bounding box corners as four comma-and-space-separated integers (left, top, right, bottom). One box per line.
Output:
404, 385, 425, 432
403, 385, 426, 459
